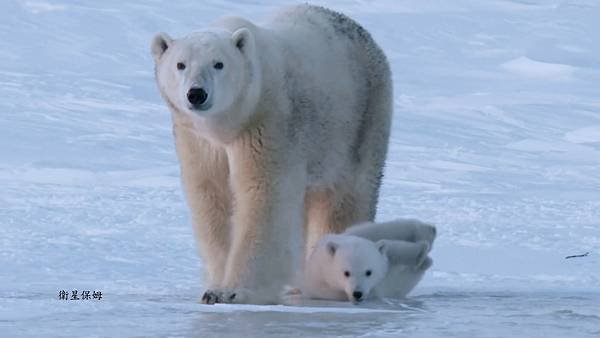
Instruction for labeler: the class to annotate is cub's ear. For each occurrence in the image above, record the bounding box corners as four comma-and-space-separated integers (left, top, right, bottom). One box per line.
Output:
376, 240, 387, 256
326, 242, 338, 256
151, 32, 173, 62
232, 28, 254, 53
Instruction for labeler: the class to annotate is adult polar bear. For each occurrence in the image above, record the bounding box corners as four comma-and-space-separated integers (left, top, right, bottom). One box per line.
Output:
151, 5, 392, 304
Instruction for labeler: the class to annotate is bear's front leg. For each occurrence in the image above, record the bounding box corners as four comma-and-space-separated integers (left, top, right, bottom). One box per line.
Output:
173, 119, 232, 290
202, 127, 306, 305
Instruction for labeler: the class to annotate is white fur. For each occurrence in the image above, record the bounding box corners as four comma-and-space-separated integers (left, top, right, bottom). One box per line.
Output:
303, 234, 389, 302
151, 5, 392, 304
302, 219, 436, 302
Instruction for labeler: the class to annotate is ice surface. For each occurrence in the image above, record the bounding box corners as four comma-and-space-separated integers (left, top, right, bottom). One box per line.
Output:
1, 0, 599, 337
501, 56, 576, 80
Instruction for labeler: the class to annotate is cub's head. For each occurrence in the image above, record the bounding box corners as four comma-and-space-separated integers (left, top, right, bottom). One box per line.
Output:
151, 27, 261, 139
323, 235, 389, 303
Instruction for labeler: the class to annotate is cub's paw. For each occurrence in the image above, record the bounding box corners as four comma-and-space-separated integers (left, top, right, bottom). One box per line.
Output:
415, 223, 437, 249
415, 241, 431, 267
417, 256, 433, 271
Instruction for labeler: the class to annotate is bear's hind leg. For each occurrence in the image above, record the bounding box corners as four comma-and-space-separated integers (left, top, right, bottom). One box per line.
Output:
376, 239, 431, 267
345, 219, 436, 248
304, 186, 369, 258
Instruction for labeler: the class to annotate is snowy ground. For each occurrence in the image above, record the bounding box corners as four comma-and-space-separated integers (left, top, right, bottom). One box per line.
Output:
1, 0, 599, 337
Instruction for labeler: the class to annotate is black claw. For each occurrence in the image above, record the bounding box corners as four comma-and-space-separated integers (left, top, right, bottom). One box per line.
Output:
201, 290, 238, 304
202, 291, 218, 305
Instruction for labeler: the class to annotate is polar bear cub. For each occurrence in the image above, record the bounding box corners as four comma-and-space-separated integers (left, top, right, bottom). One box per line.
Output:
302, 219, 436, 302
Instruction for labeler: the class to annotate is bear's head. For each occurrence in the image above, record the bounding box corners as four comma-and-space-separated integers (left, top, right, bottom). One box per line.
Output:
322, 235, 389, 303
151, 27, 261, 141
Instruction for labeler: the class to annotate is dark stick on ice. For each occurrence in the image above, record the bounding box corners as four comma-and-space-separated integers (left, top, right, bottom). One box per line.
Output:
565, 252, 589, 259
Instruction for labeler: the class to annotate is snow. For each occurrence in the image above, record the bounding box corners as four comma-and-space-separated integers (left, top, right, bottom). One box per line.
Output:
501, 56, 576, 80
1, 0, 599, 337
565, 126, 600, 144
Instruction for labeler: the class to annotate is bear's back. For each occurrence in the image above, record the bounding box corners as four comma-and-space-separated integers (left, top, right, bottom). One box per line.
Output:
267, 5, 375, 50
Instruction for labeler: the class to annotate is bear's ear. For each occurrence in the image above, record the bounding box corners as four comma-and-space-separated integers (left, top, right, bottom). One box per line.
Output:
232, 28, 253, 53
376, 240, 387, 256
151, 32, 173, 62
326, 242, 338, 256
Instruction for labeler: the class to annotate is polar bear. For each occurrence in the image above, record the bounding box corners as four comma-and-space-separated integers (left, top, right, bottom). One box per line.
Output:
302, 219, 436, 302
150, 4, 392, 304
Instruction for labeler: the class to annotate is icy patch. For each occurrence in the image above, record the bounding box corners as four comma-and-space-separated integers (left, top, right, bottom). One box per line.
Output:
0, 167, 179, 188
557, 44, 586, 54
501, 57, 576, 80
564, 126, 600, 144
505, 139, 573, 152
426, 160, 489, 172
22, 1, 66, 13
193, 303, 404, 314
504, 139, 600, 159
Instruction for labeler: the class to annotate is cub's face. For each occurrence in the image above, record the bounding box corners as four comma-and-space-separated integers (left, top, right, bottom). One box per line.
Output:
326, 237, 389, 303
151, 28, 260, 140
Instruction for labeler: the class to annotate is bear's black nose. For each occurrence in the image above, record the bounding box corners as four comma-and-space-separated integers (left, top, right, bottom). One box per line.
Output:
353, 291, 363, 300
187, 87, 208, 106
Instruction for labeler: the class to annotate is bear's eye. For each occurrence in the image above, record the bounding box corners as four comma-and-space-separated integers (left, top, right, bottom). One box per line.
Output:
177, 62, 186, 70
344, 271, 350, 278
214, 61, 224, 70
365, 270, 372, 277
